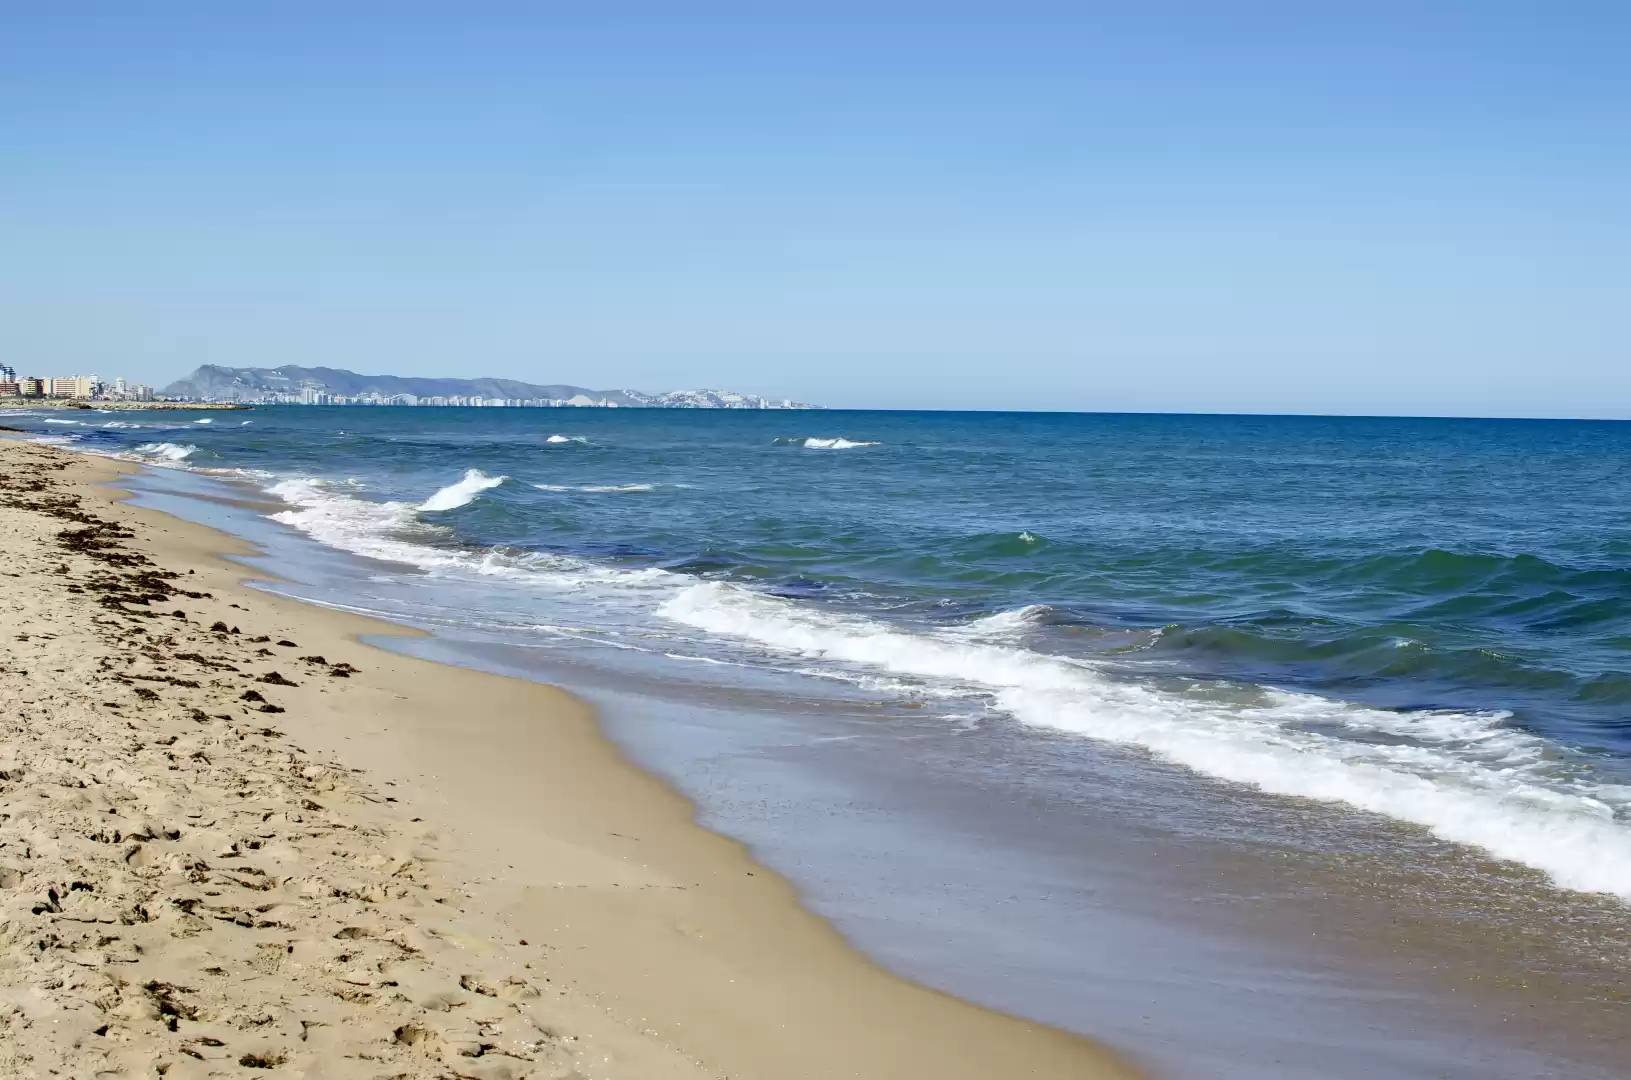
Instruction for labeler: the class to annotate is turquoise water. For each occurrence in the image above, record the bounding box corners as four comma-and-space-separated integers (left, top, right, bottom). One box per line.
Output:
23, 406, 1631, 904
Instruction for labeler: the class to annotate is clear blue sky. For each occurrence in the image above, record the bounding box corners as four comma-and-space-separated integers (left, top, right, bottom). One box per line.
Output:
3, 3, 1627, 415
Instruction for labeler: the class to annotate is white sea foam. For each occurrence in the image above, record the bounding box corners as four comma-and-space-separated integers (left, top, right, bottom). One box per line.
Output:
798, 437, 880, 450
545, 434, 588, 444
264, 477, 671, 595
241, 420, 253, 425
963, 604, 1052, 637
42, 418, 80, 425
134, 442, 199, 462
418, 469, 507, 512
658, 580, 1631, 901
268, 479, 433, 562
194, 418, 213, 424
534, 483, 655, 493
102, 421, 139, 429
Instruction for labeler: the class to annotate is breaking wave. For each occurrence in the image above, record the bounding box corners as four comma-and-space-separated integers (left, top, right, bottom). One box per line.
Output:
263, 477, 671, 592
962, 604, 1054, 637
418, 469, 507, 512
134, 442, 199, 462
545, 434, 589, 444
775, 437, 881, 449
658, 580, 1631, 901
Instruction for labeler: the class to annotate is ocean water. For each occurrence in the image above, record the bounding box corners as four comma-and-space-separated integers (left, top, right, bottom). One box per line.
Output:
21, 406, 1631, 1076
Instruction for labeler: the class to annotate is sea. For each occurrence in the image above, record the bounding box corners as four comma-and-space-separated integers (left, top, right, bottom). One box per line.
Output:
14, 406, 1631, 1078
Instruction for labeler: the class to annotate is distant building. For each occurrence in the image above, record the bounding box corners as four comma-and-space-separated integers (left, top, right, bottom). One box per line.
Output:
20, 377, 46, 397
49, 375, 98, 399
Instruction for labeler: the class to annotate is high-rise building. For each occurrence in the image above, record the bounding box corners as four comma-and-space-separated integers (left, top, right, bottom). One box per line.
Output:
49, 375, 98, 399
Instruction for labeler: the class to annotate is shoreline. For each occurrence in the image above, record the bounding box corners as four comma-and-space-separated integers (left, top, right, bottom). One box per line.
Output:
0, 400, 250, 412
0, 439, 1142, 1078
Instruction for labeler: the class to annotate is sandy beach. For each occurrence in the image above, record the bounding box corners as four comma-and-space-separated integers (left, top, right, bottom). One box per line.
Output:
0, 438, 1141, 1078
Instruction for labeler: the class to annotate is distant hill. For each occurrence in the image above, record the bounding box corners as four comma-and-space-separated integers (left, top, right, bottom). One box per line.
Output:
160, 365, 816, 409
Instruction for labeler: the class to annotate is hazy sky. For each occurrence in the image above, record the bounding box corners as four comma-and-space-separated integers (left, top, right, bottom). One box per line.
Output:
3, 3, 1627, 415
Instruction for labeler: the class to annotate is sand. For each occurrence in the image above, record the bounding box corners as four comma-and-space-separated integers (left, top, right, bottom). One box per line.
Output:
0, 439, 1142, 1079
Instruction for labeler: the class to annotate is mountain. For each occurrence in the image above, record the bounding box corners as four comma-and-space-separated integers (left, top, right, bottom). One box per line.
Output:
160, 365, 817, 409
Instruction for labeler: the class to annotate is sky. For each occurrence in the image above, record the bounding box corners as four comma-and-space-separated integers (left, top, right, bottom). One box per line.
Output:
2, 2, 1628, 415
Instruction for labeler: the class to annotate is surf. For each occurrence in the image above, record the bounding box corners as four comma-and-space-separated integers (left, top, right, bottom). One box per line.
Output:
418, 469, 507, 512
658, 579, 1631, 901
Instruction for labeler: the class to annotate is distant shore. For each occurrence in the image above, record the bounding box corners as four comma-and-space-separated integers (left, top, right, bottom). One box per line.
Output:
0, 399, 251, 411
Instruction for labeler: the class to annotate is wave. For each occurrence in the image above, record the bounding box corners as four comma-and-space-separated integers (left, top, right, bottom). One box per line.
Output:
962, 604, 1054, 636
264, 477, 672, 594
418, 469, 507, 512
42, 418, 81, 425
545, 434, 588, 444
775, 437, 881, 450
269, 479, 437, 562
134, 442, 199, 462
194, 418, 213, 424
658, 580, 1631, 901
534, 483, 655, 494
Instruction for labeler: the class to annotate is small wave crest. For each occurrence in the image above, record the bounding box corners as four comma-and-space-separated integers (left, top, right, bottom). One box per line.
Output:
963, 604, 1054, 636
264, 476, 673, 594
545, 434, 589, 444
135, 442, 199, 462
419, 469, 507, 512
775, 437, 881, 450
193, 418, 213, 424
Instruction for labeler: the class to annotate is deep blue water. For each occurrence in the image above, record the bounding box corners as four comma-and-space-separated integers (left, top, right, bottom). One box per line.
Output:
21, 406, 1631, 901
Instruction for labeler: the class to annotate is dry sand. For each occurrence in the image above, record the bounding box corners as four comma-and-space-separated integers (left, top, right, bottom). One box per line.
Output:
0, 440, 1143, 1079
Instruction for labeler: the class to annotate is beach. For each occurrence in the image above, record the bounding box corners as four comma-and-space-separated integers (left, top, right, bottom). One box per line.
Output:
0, 438, 1140, 1078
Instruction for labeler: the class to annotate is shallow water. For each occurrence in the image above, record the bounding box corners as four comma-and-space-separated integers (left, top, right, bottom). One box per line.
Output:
26, 406, 1631, 1077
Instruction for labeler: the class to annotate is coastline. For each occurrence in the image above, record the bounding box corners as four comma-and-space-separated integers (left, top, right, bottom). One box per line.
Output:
0, 401, 247, 412
0, 439, 1142, 1078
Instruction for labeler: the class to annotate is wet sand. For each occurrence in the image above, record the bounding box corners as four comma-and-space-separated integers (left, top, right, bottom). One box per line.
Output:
0, 439, 1142, 1077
